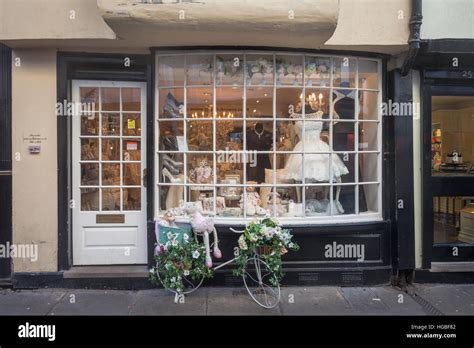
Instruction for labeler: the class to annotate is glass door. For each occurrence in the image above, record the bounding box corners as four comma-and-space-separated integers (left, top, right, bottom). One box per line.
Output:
424, 85, 474, 265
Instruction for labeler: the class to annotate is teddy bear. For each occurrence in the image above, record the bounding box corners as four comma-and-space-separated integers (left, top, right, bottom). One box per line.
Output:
240, 185, 267, 216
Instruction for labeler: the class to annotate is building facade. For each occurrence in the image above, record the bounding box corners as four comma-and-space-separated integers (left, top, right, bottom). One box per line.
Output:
0, 0, 472, 288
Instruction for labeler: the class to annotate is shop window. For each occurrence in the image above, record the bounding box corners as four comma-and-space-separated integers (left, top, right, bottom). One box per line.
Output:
431, 96, 474, 176
433, 196, 474, 245
156, 53, 382, 221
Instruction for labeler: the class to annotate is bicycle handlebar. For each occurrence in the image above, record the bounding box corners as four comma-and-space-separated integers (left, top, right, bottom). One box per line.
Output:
229, 227, 245, 234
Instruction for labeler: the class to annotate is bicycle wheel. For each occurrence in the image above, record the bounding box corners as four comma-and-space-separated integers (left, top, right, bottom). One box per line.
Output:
155, 260, 204, 295
242, 255, 281, 309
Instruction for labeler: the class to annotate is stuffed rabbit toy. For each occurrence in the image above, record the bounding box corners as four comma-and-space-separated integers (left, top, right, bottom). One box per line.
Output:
182, 202, 222, 268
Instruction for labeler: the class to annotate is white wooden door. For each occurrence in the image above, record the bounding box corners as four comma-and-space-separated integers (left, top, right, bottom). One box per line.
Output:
72, 81, 147, 265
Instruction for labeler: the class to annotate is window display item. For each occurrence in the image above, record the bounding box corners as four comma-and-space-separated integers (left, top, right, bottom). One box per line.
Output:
281, 110, 349, 182
240, 184, 267, 216
189, 160, 213, 185
163, 92, 183, 118
182, 202, 222, 268
246, 123, 272, 183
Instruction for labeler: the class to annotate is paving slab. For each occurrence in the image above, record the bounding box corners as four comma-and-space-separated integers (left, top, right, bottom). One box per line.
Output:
370, 287, 426, 315
339, 287, 394, 315
0, 289, 66, 315
49, 290, 135, 315
207, 287, 281, 315
279, 286, 353, 315
130, 289, 207, 315
414, 284, 474, 315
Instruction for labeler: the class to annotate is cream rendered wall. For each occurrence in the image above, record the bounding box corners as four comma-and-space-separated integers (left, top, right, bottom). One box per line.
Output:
421, 0, 474, 39
11, 49, 58, 272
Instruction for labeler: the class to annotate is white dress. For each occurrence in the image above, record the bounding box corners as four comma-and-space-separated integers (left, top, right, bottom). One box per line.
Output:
281, 118, 349, 182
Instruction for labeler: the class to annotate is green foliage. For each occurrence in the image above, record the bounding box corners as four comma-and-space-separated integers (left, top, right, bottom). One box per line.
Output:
150, 239, 213, 295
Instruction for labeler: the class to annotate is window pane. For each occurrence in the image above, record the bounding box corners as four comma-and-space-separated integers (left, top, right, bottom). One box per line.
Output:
80, 87, 99, 111
359, 153, 379, 183
358, 60, 378, 90
81, 163, 99, 186
81, 188, 99, 211
216, 87, 243, 118
216, 120, 243, 151
123, 188, 141, 210
186, 55, 213, 86
122, 88, 141, 111
431, 96, 474, 176
102, 113, 120, 136
216, 54, 244, 86
159, 153, 184, 183
159, 121, 184, 151
123, 114, 141, 136
187, 121, 213, 151
275, 186, 303, 217
159, 185, 184, 214
187, 87, 213, 118
123, 139, 141, 161
333, 121, 355, 151
336, 153, 355, 183
333, 57, 356, 88
246, 55, 274, 85
359, 91, 379, 120
276, 120, 298, 152
305, 89, 330, 116
305, 185, 331, 216
333, 185, 355, 215
159, 89, 184, 119
81, 138, 99, 161
187, 154, 214, 186
123, 163, 141, 186
433, 197, 474, 244
102, 188, 120, 211
333, 89, 355, 120
102, 163, 120, 186
276, 88, 303, 118
359, 122, 378, 151
158, 56, 185, 87
81, 114, 99, 136
276, 55, 303, 86
305, 56, 331, 88
102, 88, 120, 111
216, 158, 243, 184
217, 186, 243, 217
102, 138, 120, 161
246, 87, 273, 118
188, 186, 215, 214
359, 184, 379, 214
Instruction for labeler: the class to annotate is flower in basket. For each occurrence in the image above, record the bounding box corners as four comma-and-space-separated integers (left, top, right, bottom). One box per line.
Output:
233, 217, 299, 287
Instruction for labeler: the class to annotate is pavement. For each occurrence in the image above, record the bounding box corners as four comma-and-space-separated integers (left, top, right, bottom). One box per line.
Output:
0, 284, 473, 315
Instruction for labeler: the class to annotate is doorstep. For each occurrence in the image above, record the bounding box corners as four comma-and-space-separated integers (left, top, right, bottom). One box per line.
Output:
430, 262, 474, 273
63, 266, 149, 279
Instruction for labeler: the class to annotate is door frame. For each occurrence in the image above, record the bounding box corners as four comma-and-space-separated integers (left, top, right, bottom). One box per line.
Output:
57, 52, 154, 271
0, 44, 12, 279
422, 82, 474, 267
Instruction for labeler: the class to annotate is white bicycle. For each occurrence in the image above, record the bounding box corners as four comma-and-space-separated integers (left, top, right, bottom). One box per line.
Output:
155, 227, 281, 309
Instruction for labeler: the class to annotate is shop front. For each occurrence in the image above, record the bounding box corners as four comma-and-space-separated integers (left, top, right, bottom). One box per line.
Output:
0, 0, 413, 288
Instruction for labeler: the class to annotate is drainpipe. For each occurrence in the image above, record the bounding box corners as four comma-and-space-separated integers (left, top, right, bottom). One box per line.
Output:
401, 0, 423, 76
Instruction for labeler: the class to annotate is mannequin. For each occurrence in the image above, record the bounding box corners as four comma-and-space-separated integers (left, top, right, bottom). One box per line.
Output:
246, 122, 272, 184
332, 87, 367, 213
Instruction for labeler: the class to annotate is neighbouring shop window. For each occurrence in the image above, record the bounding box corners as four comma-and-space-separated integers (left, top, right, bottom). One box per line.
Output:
431, 96, 474, 176
156, 52, 382, 221
433, 196, 474, 245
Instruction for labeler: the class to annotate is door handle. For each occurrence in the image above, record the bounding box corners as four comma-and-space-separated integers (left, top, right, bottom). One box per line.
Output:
143, 168, 147, 187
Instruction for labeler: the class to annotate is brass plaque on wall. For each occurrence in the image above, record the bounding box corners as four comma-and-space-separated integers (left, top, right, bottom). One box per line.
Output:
96, 214, 125, 224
